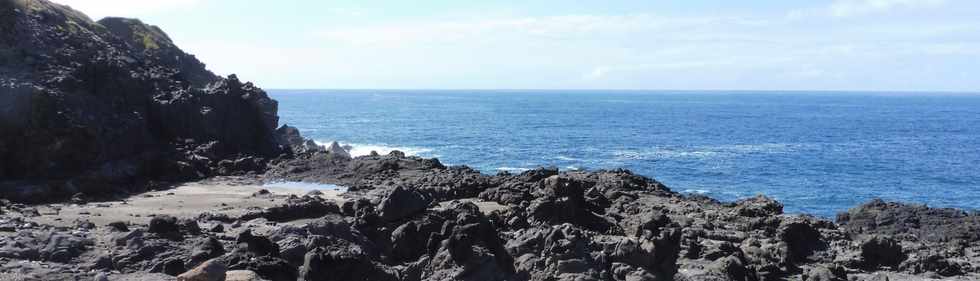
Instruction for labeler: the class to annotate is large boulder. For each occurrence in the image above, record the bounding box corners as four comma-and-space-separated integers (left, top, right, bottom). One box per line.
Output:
299, 246, 397, 281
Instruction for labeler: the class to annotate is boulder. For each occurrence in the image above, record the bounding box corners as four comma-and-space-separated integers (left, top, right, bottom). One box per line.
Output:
860, 235, 904, 268
148, 215, 180, 235
734, 195, 784, 217
177, 259, 226, 281
107, 221, 130, 232
803, 265, 847, 281
236, 230, 279, 257
299, 247, 397, 281
326, 142, 351, 159
707, 255, 758, 281
778, 217, 825, 263
377, 186, 430, 222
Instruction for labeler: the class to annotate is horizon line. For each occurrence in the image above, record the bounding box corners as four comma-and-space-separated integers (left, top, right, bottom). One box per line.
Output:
265, 88, 980, 95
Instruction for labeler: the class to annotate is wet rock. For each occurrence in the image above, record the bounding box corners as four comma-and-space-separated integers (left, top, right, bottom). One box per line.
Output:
177, 259, 226, 281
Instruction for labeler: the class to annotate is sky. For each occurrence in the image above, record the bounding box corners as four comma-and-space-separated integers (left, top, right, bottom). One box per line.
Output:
51, 0, 980, 92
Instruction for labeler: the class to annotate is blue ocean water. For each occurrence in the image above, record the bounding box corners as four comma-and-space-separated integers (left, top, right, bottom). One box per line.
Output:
270, 90, 980, 217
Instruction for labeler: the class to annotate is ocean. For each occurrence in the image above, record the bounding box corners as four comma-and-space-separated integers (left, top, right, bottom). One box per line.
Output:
270, 90, 980, 217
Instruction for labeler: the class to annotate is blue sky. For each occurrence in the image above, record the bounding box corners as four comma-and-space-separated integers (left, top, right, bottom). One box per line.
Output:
53, 0, 979, 92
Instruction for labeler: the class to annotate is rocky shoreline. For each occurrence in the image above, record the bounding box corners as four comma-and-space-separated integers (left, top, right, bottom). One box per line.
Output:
2, 1, 980, 281
3, 153, 980, 280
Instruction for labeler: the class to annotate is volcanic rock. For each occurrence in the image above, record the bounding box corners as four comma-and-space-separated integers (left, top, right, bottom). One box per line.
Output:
177, 259, 226, 281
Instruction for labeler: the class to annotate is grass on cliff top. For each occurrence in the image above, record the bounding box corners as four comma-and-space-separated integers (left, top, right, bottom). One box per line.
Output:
15, 0, 96, 24
134, 29, 160, 50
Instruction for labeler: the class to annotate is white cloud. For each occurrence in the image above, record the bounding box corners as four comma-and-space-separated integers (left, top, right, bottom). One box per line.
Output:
583, 67, 609, 80
50, 0, 200, 20
829, 0, 946, 17
313, 15, 766, 46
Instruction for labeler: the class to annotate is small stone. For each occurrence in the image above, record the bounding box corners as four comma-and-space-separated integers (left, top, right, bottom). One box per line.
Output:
70, 193, 88, 205
226, 270, 262, 281
252, 189, 270, 197
107, 221, 129, 232
93, 272, 110, 281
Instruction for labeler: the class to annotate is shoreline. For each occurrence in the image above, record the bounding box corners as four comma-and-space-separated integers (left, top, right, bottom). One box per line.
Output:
4, 153, 980, 280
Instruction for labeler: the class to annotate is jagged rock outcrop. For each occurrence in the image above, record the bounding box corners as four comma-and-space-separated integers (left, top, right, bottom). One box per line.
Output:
0, 0, 318, 202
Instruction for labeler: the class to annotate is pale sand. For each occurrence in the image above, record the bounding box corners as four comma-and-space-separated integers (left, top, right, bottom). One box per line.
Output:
27, 178, 346, 228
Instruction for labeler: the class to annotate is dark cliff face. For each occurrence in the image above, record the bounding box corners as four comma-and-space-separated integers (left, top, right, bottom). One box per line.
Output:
0, 0, 286, 200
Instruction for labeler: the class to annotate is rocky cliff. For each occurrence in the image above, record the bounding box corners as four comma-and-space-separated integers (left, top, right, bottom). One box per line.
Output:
0, 0, 297, 202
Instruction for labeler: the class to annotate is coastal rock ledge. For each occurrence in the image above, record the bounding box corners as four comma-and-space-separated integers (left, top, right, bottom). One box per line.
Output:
2, 1, 979, 281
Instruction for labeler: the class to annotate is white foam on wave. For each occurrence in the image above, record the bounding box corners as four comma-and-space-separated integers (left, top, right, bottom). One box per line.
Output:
613, 143, 804, 161
683, 189, 710, 194
315, 141, 434, 157
496, 167, 531, 173
554, 155, 580, 161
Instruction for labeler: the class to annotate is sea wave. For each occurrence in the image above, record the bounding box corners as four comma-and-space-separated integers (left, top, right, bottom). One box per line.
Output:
613, 143, 804, 161
496, 167, 531, 173
315, 141, 434, 157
